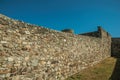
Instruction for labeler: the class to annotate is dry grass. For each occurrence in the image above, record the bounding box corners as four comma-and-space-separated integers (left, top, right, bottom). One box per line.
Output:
66, 57, 117, 80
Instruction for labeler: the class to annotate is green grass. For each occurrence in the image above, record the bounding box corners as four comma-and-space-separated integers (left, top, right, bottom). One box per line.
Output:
66, 57, 117, 80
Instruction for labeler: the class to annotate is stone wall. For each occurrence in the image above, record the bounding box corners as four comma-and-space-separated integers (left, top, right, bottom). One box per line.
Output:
111, 38, 120, 57
0, 14, 111, 80
80, 31, 100, 37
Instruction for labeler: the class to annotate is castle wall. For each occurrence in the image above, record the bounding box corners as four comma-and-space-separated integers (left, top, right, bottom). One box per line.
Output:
0, 15, 111, 80
80, 31, 100, 37
111, 38, 120, 57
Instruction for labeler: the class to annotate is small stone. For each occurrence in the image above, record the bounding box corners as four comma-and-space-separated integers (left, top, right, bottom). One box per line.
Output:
5, 73, 10, 77
47, 61, 51, 65
17, 40, 22, 44
43, 48, 47, 53
2, 65, 6, 67
25, 31, 30, 34
25, 45, 31, 50
22, 42, 27, 45
20, 37, 26, 40
14, 64, 20, 67
63, 39, 66, 42
13, 21, 17, 24
2, 44, 9, 48
0, 41, 7, 44
0, 24, 4, 28
12, 75, 20, 80
17, 61, 21, 64
51, 60, 59, 64
0, 74, 5, 78
40, 57, 45, 60
40, 60, 46, 65
25, 56, 29, 61
23, 62, 26, 66
31, 59, 38, 66
8, 57, 14, 61
22, 45, 31, 51
7, 29, 13, 33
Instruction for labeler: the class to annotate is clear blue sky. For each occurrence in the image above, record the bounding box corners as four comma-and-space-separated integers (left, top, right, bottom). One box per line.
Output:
0, 0, 120, 37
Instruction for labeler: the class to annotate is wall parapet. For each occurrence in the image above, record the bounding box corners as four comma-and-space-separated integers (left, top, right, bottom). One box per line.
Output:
80, 26, 111, 39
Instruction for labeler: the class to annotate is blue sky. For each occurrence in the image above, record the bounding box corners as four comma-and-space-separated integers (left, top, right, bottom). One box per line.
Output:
0, 0, 120, 37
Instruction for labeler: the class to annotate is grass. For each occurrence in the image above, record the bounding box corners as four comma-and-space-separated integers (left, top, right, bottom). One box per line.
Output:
66, 57, 117, 80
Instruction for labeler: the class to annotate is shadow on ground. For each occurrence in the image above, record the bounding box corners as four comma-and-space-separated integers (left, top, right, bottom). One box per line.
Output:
109, 54, 120, 80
